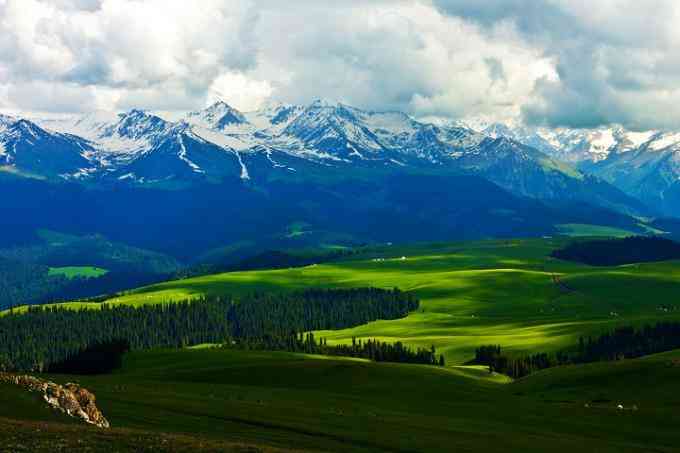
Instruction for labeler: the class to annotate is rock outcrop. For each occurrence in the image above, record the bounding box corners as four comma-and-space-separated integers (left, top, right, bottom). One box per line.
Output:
0, 373, 109, 428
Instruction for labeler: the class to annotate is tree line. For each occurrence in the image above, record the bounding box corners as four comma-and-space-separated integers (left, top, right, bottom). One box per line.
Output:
0, 287, 422, 372
473, 322, 680, 378
551, 236, 680, 266
229, 332, 444, 366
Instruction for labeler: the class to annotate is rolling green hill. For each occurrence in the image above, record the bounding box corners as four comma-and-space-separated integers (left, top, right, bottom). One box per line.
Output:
2, 347, 679, 452
12, 237, 680, 365
3, 237, 680, 451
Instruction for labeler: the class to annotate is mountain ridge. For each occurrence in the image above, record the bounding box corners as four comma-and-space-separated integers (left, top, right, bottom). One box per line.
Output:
0, 101, 647, 216
461, 119, 680, 216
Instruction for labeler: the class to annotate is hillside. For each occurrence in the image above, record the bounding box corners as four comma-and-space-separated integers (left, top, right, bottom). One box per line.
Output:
3, 238, 680, 451
0, 229, 181, 310
2, 347, 679, 452
11, 237, 680, 365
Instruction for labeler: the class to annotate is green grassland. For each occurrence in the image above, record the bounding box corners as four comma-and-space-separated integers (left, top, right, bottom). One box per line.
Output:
2, 347, 680, 452
7, 237, 680, 364
4, 237, 680, 451
556, 223, 635, 237
48, 266, 109, 279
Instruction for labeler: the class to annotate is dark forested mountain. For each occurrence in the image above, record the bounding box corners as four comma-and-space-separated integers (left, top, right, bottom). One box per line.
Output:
0, 170, 649, 262
0, 229, 181, 310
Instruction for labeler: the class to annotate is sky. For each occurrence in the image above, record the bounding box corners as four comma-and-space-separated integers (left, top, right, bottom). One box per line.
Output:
0, 0, 678, 130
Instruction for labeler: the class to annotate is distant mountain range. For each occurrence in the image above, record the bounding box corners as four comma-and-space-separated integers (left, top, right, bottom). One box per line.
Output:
459, 118, 680, 216
3, 100, 679, 272
0, 101, 652, 217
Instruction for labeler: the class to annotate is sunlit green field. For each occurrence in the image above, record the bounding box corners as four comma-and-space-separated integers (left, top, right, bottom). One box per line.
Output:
556, 223, 636, 237
11, 237, 680, 365
48, 266, 109, 279
4, 237, 680, 451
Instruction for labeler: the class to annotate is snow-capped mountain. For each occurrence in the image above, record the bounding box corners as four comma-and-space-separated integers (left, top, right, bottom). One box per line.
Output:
464, 118, 680, 215
0, 116, 94, 178
185, 101, 248, 130
585, 134, 680, 215
470, 121, 658, 164
0, 101, 649, 216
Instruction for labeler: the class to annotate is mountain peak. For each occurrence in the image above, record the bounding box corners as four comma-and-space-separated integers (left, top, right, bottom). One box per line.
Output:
0, 113, 16, 125
186, 100, 247, 130
10, 118, 47, 139
103, 109, 170, 142
121, 109, 151, 120
309, 99, 337, 109
204, 100, 239, 112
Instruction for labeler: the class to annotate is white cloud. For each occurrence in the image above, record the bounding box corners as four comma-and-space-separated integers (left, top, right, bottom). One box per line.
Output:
2, 0, 680, 130
0, 0, 257, 112
251, 1, 554, 122
208, 72, 272, 111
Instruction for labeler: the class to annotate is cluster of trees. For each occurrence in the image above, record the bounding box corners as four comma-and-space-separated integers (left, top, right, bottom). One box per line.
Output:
183, 248, 361, 279
474, 322, 680, 378
573, 323, 680, 362
0, 287, 419, 372
0, 299, 232, 371
0, 257, 64, 311
551, 236, 680, 266
231, 332, 444, 366
472, 345, 552, 378
229, 288, 419, 338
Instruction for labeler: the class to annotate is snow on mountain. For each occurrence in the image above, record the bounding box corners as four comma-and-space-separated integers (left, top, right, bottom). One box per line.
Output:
34, 111, 118, 139
185, 101, 248, 131
1, 103, 576, 181
99, 110, 172, 149
0, 117, 94, 177
646, 131, 680, 151
469, 119, 666, 165
0, 102, 650, 216
0, 115, 13, 160
460, 116, 680, 215
242, 102, 304, 131
281, 101, 386, 159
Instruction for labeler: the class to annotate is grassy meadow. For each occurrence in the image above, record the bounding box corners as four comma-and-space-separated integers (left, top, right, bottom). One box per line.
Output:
48, 266, 109, 279
13, 237, 678, 364
3, 236, 680, 451
6, 237, 680, 364
2, 347, 679, 452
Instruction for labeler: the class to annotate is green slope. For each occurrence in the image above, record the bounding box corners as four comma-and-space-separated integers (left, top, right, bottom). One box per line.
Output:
4, 347, 674, 452
6, 238, 680, 364
48, 266, 109, 279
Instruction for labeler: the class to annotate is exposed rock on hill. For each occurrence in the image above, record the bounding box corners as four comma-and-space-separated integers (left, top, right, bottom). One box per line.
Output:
0, 373, 109, 428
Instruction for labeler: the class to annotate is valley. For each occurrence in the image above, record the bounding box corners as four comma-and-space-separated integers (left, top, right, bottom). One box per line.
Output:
5, 2, 680, 451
